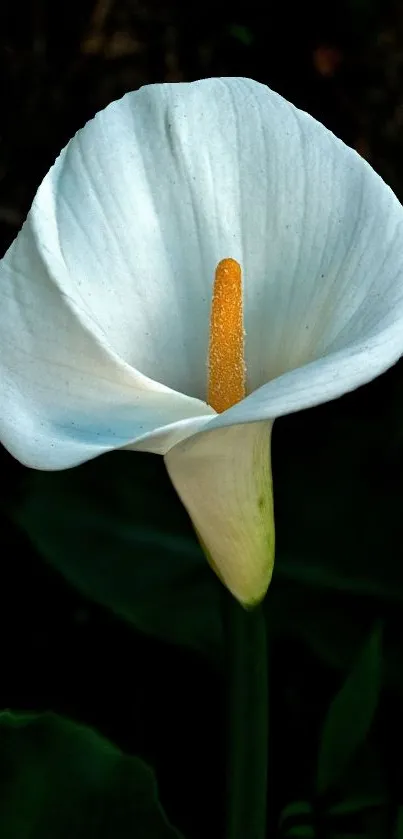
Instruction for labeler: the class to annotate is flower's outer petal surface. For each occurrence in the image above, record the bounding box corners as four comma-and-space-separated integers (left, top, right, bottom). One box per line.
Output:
165, 420, 274, 605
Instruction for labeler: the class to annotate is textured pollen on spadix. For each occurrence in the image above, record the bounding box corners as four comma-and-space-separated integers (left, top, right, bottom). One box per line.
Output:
207, 258, 246, 414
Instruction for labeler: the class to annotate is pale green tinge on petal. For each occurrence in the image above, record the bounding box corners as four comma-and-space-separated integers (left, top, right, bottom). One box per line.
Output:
164, 420, 274, 606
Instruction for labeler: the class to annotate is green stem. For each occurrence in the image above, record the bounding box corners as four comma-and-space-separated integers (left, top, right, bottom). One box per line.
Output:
221, 589, 268, 839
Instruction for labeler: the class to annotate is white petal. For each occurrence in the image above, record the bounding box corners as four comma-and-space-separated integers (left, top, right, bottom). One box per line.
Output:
3, 76, 403, 468
207, 78, 403, 424
16, 79, 255, 405
0, 223, 214, 469
202, 329, 403, 432
164, 421, 274, 605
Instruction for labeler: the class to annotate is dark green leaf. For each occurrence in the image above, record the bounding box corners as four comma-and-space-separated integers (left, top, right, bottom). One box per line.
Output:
327, 802, 389, 839
228, 24, 254, 46
329, 797, 384, 815
279, 801, 314, 838
279, 801, 313, 828
8, 451, 222, 659
266, 576, 403, 696
316, 623, 382, 795
266, 581, 370, 672
274, 371, 403, 608
324, 740, 387, 839
395, 808, 403, 838
327, 835, 366, 839
0, 711, 184, 839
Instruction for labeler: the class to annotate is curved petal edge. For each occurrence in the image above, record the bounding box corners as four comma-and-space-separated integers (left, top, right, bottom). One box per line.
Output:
164, 420, 275, 606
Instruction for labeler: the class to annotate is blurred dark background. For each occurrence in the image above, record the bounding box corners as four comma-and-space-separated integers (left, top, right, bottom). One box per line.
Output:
2, 0, 403, 258
2, 2, 403, 837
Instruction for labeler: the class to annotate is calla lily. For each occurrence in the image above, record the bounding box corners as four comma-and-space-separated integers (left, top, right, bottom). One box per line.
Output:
1, 77, 403, 605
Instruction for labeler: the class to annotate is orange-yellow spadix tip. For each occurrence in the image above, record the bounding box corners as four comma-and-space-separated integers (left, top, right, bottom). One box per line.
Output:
207, 258, 245, 413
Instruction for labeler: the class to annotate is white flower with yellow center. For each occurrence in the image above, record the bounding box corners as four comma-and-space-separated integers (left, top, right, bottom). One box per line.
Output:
1, 78, 403, 605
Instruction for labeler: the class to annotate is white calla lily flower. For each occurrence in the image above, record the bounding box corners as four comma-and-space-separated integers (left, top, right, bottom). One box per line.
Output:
2, 77, 403, 605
